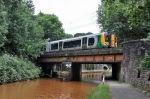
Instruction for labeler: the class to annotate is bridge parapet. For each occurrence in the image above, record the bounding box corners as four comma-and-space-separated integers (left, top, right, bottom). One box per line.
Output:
41, 48, 123, 57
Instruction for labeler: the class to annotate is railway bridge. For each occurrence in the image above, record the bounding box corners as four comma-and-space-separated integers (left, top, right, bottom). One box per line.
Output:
38, 40, 150, 82
38, 48, 123, 80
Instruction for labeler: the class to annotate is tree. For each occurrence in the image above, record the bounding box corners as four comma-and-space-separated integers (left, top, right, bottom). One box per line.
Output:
3, 0, 45, 57
25, 0, 35, 15
65, 33, 73, 38
97, 2, 150, 46
102, 0, 150, 28
36, 12, 66, 41
0, 0, 8, 48
74, 32, 93, 37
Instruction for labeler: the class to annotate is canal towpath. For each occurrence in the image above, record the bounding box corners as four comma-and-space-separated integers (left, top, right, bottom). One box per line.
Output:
107, 81, 150, 99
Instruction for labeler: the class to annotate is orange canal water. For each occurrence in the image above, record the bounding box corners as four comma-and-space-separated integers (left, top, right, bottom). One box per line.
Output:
0, 73, 101, 99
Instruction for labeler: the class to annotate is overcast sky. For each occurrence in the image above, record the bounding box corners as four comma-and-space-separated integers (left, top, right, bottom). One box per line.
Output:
32, 0, 101, 35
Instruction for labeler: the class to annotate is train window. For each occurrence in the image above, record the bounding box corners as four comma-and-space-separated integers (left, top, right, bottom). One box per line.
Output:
88, 38, 94, 46
63, 41, 70, 48
71, 40, 81, 47
63, 40, 81, 48
104, 33, 109, 42
51, 43, 58, 50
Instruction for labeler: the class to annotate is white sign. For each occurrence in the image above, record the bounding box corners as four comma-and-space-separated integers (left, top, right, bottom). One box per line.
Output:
66, 64, 71, 68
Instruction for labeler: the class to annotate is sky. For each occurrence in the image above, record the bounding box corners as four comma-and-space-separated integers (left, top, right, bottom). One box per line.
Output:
32, 0, 101, 35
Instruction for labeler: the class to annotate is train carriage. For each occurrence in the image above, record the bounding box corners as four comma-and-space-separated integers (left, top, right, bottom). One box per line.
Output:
46, 32, 117, 52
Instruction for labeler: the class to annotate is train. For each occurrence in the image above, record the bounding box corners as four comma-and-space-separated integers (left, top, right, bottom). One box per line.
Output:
46, 32, 117, 52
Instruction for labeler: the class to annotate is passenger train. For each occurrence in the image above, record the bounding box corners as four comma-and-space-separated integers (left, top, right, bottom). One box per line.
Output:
46, 32, 117, 52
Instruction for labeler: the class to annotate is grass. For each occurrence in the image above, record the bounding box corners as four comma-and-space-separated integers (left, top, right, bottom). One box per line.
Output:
86, 84, 111, 99
118, 80, 124, 84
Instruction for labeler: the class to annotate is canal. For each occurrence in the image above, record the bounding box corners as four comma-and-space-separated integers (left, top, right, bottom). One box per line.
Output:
0, 73, 101, 99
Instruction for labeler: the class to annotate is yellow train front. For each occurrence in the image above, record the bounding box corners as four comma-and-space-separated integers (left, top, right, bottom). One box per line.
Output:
97, 32, 117, 48
46, 32, 117, 52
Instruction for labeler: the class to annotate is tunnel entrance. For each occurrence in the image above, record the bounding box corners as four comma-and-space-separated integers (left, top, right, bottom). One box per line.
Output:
81, 63, 121, 81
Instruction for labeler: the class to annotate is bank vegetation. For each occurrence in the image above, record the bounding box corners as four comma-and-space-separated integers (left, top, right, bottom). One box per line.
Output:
86, 84, 111, 99
0, 54, 41, 84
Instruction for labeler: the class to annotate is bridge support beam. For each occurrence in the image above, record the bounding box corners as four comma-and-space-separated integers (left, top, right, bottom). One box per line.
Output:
112, 63, 121, 80
71, 63, 82, 81
59, 62, 82, 81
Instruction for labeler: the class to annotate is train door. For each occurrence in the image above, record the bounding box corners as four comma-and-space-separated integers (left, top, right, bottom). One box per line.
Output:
59, 41, 62, 51
82, 37, 87, 49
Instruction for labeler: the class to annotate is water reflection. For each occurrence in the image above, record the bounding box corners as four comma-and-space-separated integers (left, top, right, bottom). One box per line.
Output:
82, 73, 102, 84
0, 78, 97, 99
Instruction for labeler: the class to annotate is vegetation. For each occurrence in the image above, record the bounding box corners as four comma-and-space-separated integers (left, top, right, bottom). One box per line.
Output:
86, 64, 94, 70
36, 12, 66, 41
101, 0, 150, 28
0, 54, 41, 84
0, 0, 68, 83
86, 84, 111, 99
74, 32, 93, 37
138, 55, 150, 70
0, 0, 67, 57
97, 0, 150, 46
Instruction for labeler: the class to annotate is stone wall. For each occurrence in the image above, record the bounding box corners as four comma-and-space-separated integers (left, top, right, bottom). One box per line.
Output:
131, 70, 150, 91
120, 40, 150, 82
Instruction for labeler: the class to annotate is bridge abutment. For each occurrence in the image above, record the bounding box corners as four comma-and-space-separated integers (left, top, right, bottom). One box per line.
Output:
59, 62, 82, 81
71, 63, 82, 81
120, 40, 150, 82
112, 63, 121, 80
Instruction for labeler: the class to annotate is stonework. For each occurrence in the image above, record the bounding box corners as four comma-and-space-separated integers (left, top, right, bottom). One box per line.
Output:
121, 40, 150, 92
131, 70, 150, 91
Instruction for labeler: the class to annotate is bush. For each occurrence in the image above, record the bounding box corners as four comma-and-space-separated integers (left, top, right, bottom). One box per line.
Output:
0, 54, 41, 84
138, 55, 150, 70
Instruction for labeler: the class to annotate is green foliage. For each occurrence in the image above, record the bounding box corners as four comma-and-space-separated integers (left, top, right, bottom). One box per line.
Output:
118, 80, 125, 84
102, 0, 150, 28
0, 0, 69, 58
103, 69, 110, 74
74, 32, 93, 37
0, 0, 8, 47
0, 0, 46, 57
86, 64, 94, 70
0, 54, 41, 84
146, 33, 150, 40
65, 33, 73, 38
138, 55, 150, 70
36, 12, 66, 41
97, 2, 149, 46
86, 84, 111, 99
